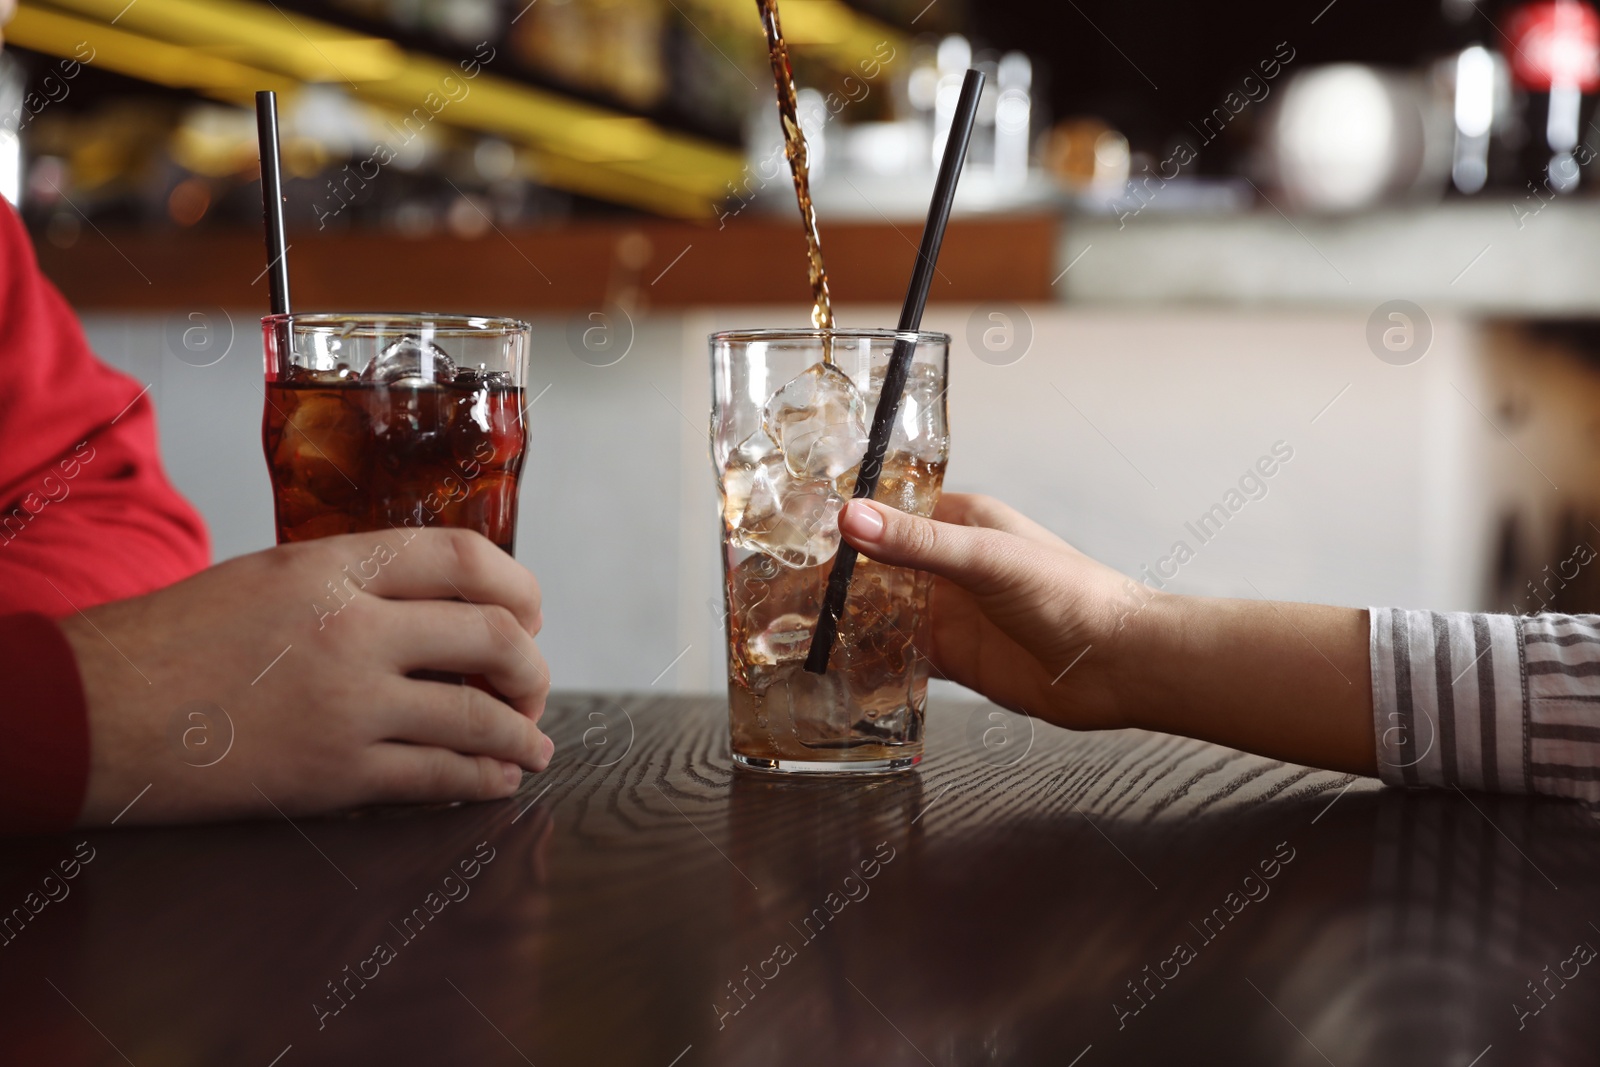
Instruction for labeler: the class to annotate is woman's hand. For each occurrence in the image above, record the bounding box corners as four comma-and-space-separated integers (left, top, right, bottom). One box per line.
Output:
64, 528, 553, 826
838, 493, 1139, 731
842, 493, 1376, 775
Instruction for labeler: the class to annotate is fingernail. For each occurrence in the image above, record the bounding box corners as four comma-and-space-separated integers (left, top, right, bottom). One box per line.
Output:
840, 500, 884, 542
503, 762, 522, 788
540, 734, 555, 763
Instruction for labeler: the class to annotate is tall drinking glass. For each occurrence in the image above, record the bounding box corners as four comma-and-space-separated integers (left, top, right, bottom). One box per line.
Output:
711, 328, 950, 774
261, 313, 530, 552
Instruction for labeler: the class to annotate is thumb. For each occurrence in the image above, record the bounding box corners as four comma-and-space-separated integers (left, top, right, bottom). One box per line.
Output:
838, 499, 1018, 592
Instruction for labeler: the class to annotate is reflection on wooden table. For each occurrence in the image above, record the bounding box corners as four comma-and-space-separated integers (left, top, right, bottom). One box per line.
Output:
0, 695, 1595, 1065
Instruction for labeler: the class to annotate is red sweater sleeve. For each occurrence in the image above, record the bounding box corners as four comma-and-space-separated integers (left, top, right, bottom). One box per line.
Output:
0, 614, 89, 833
0, 201, 210, 830
0, 202, 210, 611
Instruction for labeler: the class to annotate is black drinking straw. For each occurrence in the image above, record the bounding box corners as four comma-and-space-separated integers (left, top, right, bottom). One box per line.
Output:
255, 90, 292, 316
804, 67, 986, 676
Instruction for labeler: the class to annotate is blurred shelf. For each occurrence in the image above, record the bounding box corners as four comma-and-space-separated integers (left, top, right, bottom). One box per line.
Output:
36, 214, 1058, 311
1057, 199, 1600, 316
11, 0, 745, 217
57, 200, 1600, 317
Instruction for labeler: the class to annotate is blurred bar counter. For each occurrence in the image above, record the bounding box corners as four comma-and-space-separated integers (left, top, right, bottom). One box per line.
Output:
34, 214, 1058, 311
39, 201, 1600, 314
1058, 200, 1600, 315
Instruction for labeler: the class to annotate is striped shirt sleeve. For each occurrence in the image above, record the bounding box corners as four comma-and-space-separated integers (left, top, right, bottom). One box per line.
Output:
1370, 608, 1600, 801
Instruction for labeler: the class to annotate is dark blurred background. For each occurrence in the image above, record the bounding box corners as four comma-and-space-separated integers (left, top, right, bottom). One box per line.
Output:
5, 0, 1583, 229
975, 0, 1446, 165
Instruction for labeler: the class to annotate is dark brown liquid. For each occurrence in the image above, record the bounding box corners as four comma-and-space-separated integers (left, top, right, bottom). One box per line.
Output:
724, 455, 945, 764
262, 370, 526, 553
756, 0, 834, 345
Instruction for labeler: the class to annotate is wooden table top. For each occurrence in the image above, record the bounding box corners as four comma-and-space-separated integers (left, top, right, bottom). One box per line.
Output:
1, 694, 1597, 1066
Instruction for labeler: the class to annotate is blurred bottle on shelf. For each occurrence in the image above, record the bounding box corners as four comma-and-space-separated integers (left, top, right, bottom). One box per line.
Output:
1451, 43, 1502, 192
1501, 0, 1600, 194
993, 52, 1032, 190
930, 33, 970, 166
1433, 0, 1515, 193
904, 42, 936, 120
1265, 65, 1434, 212
1043, 119, 1129, 196
735, 30, 1047, 219
509, 0, 667, 110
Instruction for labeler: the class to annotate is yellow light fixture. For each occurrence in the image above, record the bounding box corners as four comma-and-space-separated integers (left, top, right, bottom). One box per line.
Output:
15, 0, 746, 216
41, 0, 406, 83
775, 0, 852, 46
8, 5, 289, 97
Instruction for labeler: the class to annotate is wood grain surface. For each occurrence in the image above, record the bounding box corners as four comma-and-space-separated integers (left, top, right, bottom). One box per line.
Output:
0, 694, 1596, 1066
